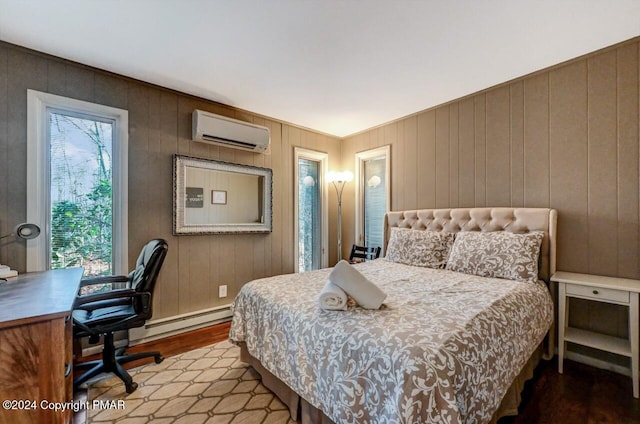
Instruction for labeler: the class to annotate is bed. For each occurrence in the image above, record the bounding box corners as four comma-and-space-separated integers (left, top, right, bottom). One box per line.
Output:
229, 207, 557, 423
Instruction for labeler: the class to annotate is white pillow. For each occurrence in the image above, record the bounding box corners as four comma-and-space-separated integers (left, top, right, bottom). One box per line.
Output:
445, 231, 544, 283
386, 228, 456, 269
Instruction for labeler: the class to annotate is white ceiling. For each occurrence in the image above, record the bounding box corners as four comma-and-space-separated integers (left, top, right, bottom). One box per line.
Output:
1, 1, 639, 138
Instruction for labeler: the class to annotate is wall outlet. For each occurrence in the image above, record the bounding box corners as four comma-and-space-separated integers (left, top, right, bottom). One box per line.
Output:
218, 285, 228, 298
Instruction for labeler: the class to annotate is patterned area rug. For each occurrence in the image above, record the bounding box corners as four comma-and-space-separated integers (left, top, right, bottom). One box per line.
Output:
87, 340, 296, 424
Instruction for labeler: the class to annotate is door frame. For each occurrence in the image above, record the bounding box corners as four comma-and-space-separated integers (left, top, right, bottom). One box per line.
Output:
354, 145, 391, 254
293, 147, 329, 272
26, 89, 128, 273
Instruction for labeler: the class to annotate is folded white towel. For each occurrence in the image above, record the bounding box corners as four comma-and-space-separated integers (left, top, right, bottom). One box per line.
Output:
318, 281, 348, 311
329, 260, 387, 310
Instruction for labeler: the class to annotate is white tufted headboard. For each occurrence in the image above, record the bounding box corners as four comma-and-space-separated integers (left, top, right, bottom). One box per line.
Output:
384, 207, 558, 282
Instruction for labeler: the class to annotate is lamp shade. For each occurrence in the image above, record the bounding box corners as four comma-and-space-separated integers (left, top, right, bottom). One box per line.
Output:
0, 223, 41, 241
327, 170, 354, 183
367, 175, 382, 187
15, 223, 41, 240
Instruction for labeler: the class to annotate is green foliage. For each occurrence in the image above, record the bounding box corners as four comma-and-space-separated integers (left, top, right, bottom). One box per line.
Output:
50, 178, 112, 274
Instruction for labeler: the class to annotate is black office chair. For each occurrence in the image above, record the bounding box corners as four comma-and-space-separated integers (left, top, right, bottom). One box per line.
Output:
73, 239, 168, 393
348, 244, 382, 263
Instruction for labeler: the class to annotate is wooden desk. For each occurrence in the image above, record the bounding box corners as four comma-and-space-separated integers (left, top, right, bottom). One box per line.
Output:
0, 268, 83, 424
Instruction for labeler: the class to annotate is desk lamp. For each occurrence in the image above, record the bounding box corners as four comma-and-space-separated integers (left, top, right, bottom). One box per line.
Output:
0, 223, 41, 279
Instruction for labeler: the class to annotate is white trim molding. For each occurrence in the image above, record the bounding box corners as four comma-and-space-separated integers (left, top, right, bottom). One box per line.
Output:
293, 147, 329, 272
354, 145, 391, 254
128, 304, 233, 346
26, 90, 128, 274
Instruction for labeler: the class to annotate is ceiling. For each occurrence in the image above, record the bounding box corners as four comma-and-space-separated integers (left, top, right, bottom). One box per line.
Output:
1, 1, 639, 138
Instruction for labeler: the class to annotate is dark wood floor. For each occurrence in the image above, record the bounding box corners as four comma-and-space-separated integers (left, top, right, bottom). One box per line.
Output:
75, 321, 640, 423
499, 357, 640, 423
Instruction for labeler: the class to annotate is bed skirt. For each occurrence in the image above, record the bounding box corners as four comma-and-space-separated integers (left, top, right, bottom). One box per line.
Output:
239, 342, 543, 424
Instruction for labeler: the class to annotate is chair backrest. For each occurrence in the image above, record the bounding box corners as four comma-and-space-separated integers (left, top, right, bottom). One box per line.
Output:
349, 244, 382, 262
129, 239, 168, 316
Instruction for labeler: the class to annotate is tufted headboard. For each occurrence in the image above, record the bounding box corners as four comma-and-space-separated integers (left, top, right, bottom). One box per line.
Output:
384, 207, 558, 282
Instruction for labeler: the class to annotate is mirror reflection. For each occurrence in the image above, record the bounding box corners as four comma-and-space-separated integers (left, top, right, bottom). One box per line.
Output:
174, 155, 272, 234
184, 168, 264, 225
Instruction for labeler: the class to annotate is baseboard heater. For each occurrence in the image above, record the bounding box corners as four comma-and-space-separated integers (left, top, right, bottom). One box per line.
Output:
128, 303, 233, 345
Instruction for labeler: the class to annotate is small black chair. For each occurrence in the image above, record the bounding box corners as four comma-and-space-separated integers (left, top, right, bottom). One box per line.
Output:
73, 239, 168, 393
348, 244, 382, 263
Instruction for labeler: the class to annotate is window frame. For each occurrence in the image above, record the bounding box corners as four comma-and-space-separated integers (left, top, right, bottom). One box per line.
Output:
26, 89, 128, 274
293, 147, 328, 272
354, 145, 391, 255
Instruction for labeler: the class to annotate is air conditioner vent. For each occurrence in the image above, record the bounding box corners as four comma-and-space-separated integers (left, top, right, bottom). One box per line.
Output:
192, 110, 270, 154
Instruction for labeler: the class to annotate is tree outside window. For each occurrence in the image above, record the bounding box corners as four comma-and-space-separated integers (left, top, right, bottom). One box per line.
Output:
49, 112, 114, 292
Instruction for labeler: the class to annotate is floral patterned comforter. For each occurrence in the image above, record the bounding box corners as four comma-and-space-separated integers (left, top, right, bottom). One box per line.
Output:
229, 259, 553, 424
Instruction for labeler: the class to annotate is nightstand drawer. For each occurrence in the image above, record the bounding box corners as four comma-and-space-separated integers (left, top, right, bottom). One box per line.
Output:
566, 283, 629, 303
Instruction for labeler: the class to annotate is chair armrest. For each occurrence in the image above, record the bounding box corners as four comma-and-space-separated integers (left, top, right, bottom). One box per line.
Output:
74, 288, 137, 307
74, 289, 152, 313
79, 275, 129, 288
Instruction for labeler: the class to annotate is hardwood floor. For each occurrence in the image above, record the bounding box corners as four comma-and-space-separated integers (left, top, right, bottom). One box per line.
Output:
74, 321, 640, 423
500, 358, 640, 423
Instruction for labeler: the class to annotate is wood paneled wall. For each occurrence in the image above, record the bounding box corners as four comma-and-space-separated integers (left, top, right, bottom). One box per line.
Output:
0, 42, 341, 320
342, 38, 639, 340
1, 36, 639, 340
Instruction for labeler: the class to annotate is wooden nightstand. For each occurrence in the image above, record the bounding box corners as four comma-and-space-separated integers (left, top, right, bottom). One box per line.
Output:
552, 271, 640, 398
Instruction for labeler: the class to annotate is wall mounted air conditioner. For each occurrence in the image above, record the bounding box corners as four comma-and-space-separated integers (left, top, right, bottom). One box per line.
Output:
192, 109, 271, 154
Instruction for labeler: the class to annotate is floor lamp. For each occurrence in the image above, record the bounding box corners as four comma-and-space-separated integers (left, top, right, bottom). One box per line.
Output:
327, 170, 353, 261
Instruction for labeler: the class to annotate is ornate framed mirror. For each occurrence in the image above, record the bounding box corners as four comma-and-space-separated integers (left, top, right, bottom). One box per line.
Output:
173, 155, 273, 234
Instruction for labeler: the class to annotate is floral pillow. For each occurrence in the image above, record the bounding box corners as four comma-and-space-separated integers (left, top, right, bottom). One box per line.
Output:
445, 231, 544, 283
385, 228, 456, 269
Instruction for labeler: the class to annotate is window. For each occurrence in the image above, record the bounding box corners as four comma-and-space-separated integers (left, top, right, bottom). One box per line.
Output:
294, 148, 328, 272
355, 146, 390, 255
27, 90, 128, 276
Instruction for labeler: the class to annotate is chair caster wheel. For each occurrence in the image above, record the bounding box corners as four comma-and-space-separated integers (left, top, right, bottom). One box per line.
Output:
155, 355, 164, 364
125, 382, 138, 394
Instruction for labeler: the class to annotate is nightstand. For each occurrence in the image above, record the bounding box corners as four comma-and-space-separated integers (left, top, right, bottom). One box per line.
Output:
552, 271, 640, 398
